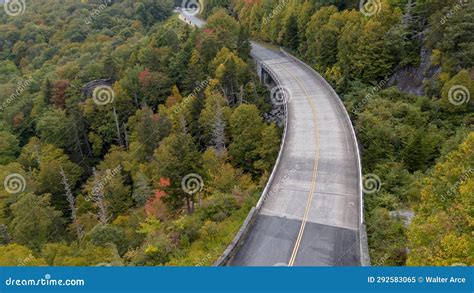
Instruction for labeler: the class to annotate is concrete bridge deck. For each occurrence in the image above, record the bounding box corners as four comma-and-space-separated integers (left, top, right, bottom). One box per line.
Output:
181, 12, 368, 267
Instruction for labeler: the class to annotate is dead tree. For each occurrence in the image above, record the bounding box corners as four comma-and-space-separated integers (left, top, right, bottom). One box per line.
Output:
60, 167, 83, 239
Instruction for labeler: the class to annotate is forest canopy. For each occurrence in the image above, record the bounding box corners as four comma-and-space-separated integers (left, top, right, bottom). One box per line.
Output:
0, 0, 472, 267
0, 0, 277, 266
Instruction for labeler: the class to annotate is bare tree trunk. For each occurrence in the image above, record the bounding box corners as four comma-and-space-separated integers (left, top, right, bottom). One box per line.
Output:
180, 115, 188, 134
123, 122, 129, 149
72, 122, 84, 161
185, 196, 191, 214
239, 85, 244, 105
60, 167, 82, 239
190, 195, 195, 214
113, 106, 123, 147
133, 92, 138, 107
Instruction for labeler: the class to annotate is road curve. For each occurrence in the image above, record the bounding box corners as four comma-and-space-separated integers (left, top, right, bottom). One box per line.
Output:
181, 12, 367, 266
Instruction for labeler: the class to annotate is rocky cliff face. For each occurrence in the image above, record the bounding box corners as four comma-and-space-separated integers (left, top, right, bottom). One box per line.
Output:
264, 106, 286, 128
387, 48, 441, 96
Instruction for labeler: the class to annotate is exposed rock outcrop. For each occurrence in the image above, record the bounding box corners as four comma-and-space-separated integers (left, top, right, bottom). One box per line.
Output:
387, 48, 441, 96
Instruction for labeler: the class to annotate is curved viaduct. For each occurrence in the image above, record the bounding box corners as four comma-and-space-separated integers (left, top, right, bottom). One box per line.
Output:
180, 12, 370, 266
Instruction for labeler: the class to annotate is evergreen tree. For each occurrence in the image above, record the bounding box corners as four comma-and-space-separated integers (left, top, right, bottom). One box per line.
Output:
229, 104, 264, 173
283, 14, 299, 51
10, 193, 64, 250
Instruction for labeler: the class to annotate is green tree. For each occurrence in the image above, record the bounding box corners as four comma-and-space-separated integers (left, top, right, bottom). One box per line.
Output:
352, 19, 396, 81
33, 143, 82, 213
304, 6, 338, 68
255, 123, 280, 173
407, 133, 474, 266
41, 242, 121, 266
0, 130, 19, 164
199, 90, 231, 147
282, 14, 299, 51
128, 106, 171, 160
153, 133, 201, 213
206, 9, 240, 50
10, 193, 64, 250
134, 0, 174, 27
229, 104, 264, 173
237, 26, 252, 59
36, 108, 74, 151
439, 70, 474, 113
0, 244, 47, 266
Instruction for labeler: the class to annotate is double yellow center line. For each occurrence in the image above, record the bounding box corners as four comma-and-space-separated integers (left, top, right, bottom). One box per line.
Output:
274, 63, 321, 267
